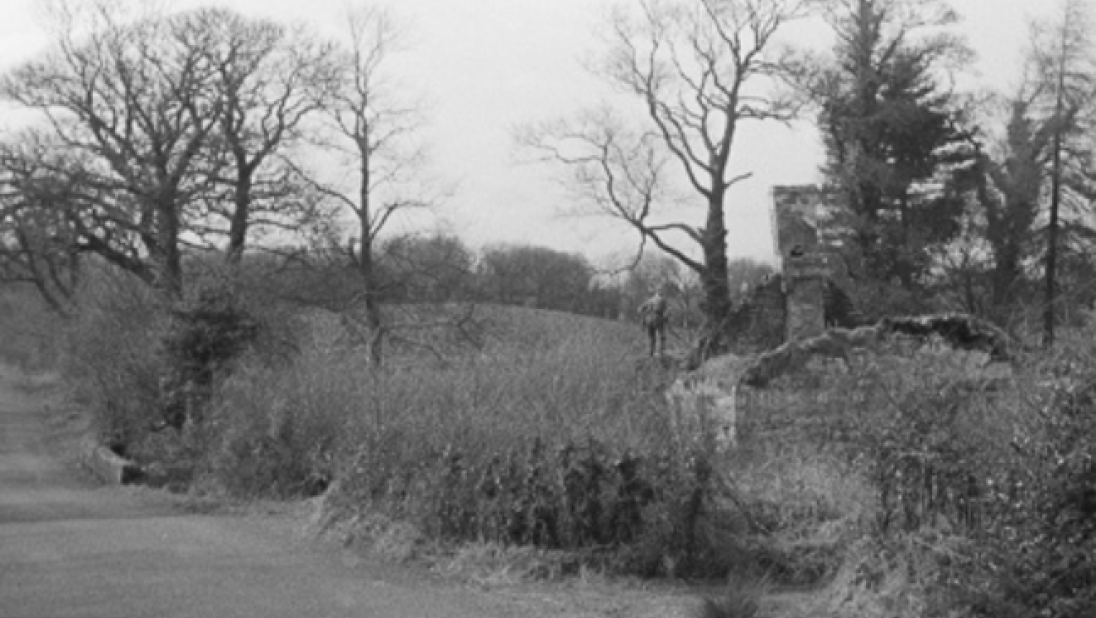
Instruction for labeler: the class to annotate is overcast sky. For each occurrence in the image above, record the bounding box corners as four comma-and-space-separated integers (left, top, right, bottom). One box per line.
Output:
0, 0, 1060, 266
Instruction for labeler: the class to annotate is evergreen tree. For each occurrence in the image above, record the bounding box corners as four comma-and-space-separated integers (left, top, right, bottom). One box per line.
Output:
810, 0, 975, 287
967, 97, 1053, 319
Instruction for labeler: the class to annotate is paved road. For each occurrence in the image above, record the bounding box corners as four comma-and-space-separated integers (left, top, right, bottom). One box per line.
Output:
0, 370, 523, 618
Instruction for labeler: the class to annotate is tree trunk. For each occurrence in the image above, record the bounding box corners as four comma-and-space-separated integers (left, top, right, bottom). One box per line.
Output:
1045, 40, 1068, 348
358, 176, 383, 366
157, 201, 183, 299
358, 252, 384, 366
698, 196, 732, 359
1044, 137, 1061, 348
225, 167, 253, 265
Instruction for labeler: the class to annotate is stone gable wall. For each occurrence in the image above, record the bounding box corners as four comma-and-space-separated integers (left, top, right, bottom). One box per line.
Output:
769, 186, 853, 344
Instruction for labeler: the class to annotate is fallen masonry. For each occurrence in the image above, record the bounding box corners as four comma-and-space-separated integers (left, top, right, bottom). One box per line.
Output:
739, 313, 1020, 388
664, 313, 1022, 449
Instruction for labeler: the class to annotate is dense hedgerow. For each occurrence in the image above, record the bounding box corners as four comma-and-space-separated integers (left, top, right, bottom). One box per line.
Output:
50, 265, 267, 465
159, 279, 259, 430
58, 269, 169, 453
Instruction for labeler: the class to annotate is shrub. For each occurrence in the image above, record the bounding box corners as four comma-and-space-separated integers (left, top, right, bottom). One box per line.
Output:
724, 441, 875, 587
59, 268, 169, 453
756, 329, 1096, 618
735, 338, 1045, 614
813, 527, 974, 618
159, 278, 259, 430
965, 339, 1096, 618
695, 573, 769, 618
54, 263, 267, 468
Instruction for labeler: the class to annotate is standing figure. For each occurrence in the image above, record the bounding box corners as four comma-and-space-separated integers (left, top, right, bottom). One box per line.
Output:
638, 290, 669, 356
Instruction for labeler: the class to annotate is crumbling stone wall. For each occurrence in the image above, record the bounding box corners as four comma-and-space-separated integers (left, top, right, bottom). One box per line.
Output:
727, 275, 786, 351
773, 185, 849, 343
785, 254, 831, 341
771, 185, 847, 254
726, 185, 863, 350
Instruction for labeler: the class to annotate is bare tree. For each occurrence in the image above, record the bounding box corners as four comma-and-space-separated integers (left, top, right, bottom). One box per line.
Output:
195, 9, 337, 263
1, 2, 224, 297
0, 131, 82, 314
523, 0, 810, 358
305, 6, 434, 364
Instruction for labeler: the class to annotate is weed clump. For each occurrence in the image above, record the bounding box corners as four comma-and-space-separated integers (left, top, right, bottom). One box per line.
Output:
695, 573, 769, 618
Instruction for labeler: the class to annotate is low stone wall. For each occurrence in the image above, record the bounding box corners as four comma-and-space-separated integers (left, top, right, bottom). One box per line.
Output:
666, 313, 1019, 450
727, 275, 786, 350
666, 372, 740, 452
80, 437, 143, 485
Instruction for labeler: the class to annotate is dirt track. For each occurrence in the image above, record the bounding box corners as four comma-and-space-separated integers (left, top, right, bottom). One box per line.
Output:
0, 367, 552, 618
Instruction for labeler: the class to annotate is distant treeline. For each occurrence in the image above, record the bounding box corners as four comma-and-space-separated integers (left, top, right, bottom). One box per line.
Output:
232, 234, 775, 328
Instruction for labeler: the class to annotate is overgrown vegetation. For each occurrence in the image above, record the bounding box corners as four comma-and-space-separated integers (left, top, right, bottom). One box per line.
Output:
203, 299, 757, 578
729, 333, 1096, 618
0, 263, 857, 585
58, 270, 168, 454
6, 260, 1096, 618
4, 1, 1096, 616
159, 280, 260, 431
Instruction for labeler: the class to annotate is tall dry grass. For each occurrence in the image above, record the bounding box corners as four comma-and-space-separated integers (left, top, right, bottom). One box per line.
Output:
202, 306, 762, 575
206, 305, 662, 486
